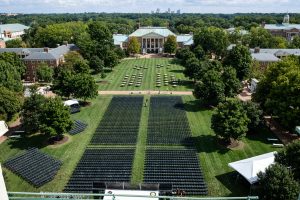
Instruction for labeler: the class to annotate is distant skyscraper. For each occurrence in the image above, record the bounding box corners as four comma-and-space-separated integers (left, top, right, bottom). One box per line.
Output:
167, 8, 171, 13
156, 8, 160, 13
151, 11, 154, 14
177, 9, 181, 14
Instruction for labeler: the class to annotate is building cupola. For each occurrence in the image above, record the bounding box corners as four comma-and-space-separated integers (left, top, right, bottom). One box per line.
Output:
283, 13, 290, 25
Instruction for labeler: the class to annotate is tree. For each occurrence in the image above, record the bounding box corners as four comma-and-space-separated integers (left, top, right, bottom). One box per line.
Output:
127, 37, 140, 54
5, 39, 24, 48
192, 45, 206, 60
72, 73, 98, 102
194, 26, 229, 56
39, 97, 73, 139
183, 57, 201, 80
175, 48, 195, 66
52, 67, 74, 98
73, 60, 90, 74
89, 55, 104, 74
36, 63, 54, 82
63, 51, 84, 69
193, 69, 225, 106
223, 45, 252, 80
0, 52, 26, 77
0, 87, 22, 121
0, 60, 23, 92
22, 91, 47, 134
222, 66, 241, 97
104, 50, 119, 70
243, 101, 263, 131
275, 140, 300, 180
164, 35, 177, 54
257, 163, 300, 200
289, 35, 300, 48
211, 99, 250, 143
253, 57, 300, 129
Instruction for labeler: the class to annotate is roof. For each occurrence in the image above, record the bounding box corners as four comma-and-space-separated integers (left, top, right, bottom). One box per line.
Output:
0, 164, 9, 200
264, 23, 300, 30
177, 34, 194, 45
250, 48, 300, 56
228, 152, 276, 184
113, 34, 129, 45
0, 23, 29, 33
0, 48, 44, 54
129, 27, 175, 37
0, 121, 8, 137
251, 53, 281, 62
64, 99, 79, 106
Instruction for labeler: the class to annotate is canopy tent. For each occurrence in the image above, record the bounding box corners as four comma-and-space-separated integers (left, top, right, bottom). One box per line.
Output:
228, 152, 276, 184
64, 99, 79, 107
0, 164, 9, 200
0, 121, 8, 137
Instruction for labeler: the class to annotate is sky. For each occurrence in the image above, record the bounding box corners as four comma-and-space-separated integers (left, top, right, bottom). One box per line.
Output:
1, 0, 300, 14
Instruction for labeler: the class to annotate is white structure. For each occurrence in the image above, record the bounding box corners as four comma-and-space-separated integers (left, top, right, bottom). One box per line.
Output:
249, 78, 259, 93
0, 164, 9, 200
0, 24, 29, 42
228, 152, 276, 184
64, 99, 79, 107
113, 27, 193, 53
295, 126, 300, 135
0, 121, 8, 137
103, 190, 159, 200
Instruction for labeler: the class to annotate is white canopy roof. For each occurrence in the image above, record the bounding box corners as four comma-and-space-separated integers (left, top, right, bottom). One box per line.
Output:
103, 190, 159, 200
228, 152, 276, 184
64, 99, 79, 106
0, 164, 9, 200
0, 121, 8, 137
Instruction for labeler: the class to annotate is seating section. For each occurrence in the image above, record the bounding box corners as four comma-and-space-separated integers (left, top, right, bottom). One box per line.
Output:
144, 148, 208, 195
147, 96, 193, 145
4, 148, 62, 187
90, 96, 143, 145
69, 120, 88, 135
64, 148, 135, 193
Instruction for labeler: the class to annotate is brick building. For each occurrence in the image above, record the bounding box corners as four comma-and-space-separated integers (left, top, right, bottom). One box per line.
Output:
0, 43, 78, 82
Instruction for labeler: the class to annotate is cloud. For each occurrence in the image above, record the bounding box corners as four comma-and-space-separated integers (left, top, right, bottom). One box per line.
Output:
0, 0, 298, 13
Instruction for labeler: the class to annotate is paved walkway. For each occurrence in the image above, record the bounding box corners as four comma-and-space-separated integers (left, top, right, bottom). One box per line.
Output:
98, 90, 193, 95
264, 116, 299, 145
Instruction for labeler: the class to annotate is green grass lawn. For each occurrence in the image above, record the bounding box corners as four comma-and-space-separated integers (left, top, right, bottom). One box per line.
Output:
96, 58, 193, 91
0, 94, 277, 197
0, 96, 112, 192
182, 96, 276, 196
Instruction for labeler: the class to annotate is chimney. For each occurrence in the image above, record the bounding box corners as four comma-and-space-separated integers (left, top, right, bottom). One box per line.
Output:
63, 41, 68, 46
254, 47, 260, 53
261, 21, 266, 28
44, 47, 49, 53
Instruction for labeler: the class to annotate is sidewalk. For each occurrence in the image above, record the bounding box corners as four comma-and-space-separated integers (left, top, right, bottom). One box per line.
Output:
264, 116, 299, 145
98, 90, 193, 95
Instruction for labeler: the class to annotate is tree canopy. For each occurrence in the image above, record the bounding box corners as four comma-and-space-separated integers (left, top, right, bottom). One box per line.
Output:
0, 86, 22, 121
36, 63, 54, 82
0, 60, 23, 93
211, 99, 250, 143
164, 35, 178, 54
127, 37, 140, 54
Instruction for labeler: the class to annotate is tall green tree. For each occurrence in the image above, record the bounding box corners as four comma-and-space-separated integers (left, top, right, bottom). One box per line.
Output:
194, 26, 229, 56
257, 163, 300, 200
253, 57, 300, 129
0, 52, 26, 76
36, 63, 54, 82
0, 60, 23, 92
127, 37, 140, 54
222, 66, 242, 97
22, 91, 47, 134
5, 39, 24, 48
193, 69, 225, 106
223, 45, 252, 80
243, 101, 263, 131
73, 60, 90, 74
72, 73, 98, 102
289, 35, 300, 48
0, 86, 22, 121
89, 55, 104, 74
39, 97, 73, 139
164, 35, 177, 54
275, 140, 300, 180
211, 99, 250, 143
52, 67, 74, 98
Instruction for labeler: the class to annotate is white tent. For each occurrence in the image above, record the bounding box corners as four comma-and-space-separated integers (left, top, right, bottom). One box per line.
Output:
0, 164, 9, 200
228, 152, 277, 184
64, 99, 79, 107
0, 121, 8, 137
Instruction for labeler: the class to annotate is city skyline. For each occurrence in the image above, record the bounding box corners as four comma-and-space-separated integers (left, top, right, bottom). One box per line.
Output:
1, 0, 300, 14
